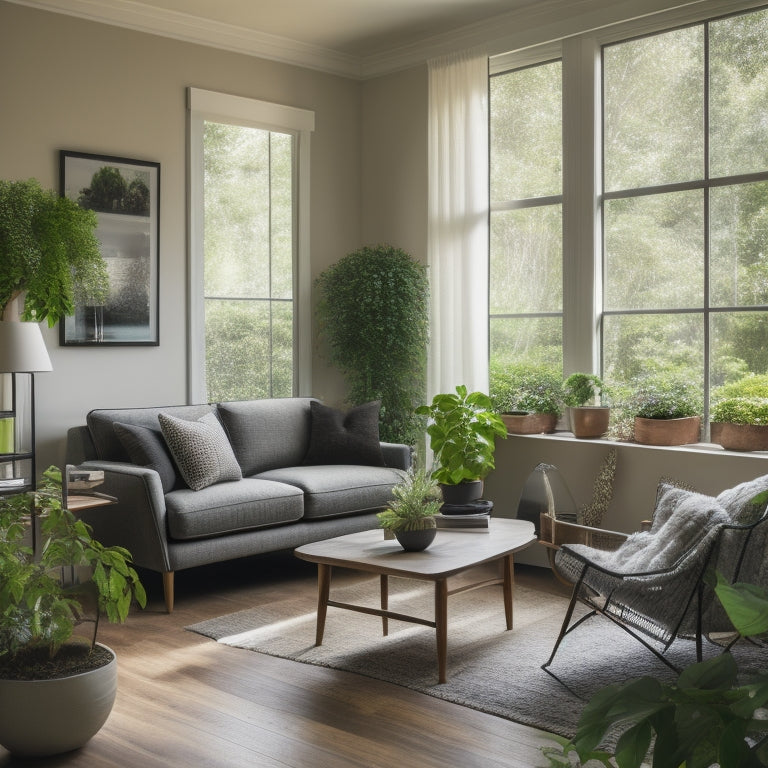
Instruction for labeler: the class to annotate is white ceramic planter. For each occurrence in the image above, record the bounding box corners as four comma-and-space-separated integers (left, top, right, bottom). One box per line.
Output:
0, 643, 117, 757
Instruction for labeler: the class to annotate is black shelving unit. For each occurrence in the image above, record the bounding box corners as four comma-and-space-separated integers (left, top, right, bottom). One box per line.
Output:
0, 372, 36, 495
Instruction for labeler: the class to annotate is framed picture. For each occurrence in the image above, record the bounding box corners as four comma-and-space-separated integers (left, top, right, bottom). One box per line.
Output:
59, 151, 160, 345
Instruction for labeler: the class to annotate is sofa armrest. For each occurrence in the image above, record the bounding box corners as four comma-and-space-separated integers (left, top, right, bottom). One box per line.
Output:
380, 442, 412, 471
66, 425, 97, 465
73, 460, 172, 573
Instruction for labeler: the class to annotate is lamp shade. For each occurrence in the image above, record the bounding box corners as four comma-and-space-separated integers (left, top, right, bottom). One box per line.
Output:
0, 321, 53, 373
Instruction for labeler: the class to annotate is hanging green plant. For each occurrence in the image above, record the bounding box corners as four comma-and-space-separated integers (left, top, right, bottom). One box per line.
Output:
315, 244, 429, 446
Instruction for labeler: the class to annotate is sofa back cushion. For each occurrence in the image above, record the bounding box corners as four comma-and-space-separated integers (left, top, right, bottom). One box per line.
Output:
217, 398, 316, 476
87, 405, 215, 461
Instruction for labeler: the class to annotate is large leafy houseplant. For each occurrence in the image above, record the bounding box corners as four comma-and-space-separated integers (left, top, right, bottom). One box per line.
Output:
416, 385, 507, 486
315, 244, 429, 446
0, 178, 109, 324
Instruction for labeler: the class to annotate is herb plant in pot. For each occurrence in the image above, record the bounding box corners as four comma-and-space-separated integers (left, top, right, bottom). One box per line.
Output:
631, 374, 702, 446
490, 363, 563, 435
0, 468, 146, 757
711, 374, 768, 451
562, 373, 610, 439
415, 385, 507, 505
377, 467, 443, 551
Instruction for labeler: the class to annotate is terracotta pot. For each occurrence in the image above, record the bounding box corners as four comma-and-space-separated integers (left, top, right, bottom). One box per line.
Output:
634, 416, 701, 446
568, 407, 610, 439
711, 422, 768, 452
502, 411, 557, 435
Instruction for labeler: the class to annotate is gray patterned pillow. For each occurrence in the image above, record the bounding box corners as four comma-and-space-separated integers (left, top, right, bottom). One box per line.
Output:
158, 412, 242, 491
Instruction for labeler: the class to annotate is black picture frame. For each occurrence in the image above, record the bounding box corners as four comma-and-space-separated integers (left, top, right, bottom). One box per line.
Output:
59, 151, 160, 346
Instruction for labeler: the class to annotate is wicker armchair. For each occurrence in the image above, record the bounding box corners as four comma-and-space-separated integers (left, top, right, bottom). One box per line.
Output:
543, 478, 768, 674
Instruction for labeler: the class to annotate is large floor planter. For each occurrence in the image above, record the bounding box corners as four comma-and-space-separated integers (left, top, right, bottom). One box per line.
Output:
569, 407, 610, 439
0, 643, 117, 757
711, 422, 768, 452
501, 411, 558, 435
634, 416, 701, 446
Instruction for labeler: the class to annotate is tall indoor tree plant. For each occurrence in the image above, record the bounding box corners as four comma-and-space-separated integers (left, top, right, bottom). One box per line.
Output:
315, 244, 429, 447
0, 178, 108, 323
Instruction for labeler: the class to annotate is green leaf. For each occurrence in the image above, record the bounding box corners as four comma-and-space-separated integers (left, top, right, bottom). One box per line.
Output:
715, 573, 768, 637
614, 719, 652, 768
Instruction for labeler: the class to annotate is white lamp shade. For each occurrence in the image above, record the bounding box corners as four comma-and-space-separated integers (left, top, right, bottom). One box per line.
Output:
0, 320, 53, 373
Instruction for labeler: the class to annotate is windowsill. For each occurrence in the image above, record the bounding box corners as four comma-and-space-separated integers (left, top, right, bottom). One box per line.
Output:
505, 430, 768, 459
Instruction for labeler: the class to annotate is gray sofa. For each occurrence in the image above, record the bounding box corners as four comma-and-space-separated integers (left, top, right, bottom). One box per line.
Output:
66, 398, 411, 611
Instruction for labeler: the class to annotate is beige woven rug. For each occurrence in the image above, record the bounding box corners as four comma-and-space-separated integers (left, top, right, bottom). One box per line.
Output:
187, 575, 751, 738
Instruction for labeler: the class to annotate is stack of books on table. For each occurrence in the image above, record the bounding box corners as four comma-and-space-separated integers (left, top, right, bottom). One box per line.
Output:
435, 499, 493, 532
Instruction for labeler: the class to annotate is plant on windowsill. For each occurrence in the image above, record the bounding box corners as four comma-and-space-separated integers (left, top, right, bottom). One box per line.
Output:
562, 373, 610, 439
0, 466, 146, 758
711, 374, 768, 451
377, 467, 443, 551
630, 373, 702, 446
490, 363, 564, 435
0, 178, 109, 324
415, 385, 507, 505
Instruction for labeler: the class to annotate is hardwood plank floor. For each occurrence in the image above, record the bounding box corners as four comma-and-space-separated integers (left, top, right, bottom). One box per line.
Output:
0, 552, 571, 768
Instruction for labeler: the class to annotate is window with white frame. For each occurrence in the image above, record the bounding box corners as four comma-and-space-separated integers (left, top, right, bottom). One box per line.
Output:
489, 4, 768, 420
188, 88, 314, 403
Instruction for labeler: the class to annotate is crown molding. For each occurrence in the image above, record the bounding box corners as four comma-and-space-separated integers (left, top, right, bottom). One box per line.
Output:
4, 0, 363, 78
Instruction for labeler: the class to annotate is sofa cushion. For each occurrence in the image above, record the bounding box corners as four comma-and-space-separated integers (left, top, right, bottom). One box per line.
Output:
217, 398, 316, 476
87, 404, 214, 461
256, 464, 405, 520
159, 412, 242, 491
113, 421, 179, 493
303, 400, 385, 467
165, 478, 304, 540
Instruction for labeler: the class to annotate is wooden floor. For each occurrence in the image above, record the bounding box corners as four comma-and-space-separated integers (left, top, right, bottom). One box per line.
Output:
0, 552, 571, 768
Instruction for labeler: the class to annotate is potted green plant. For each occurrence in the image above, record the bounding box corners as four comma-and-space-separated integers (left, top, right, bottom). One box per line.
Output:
415, 385, 507, 504
377, 467, 443, 551
562, 373, 610, 439
630, 374, 702, 446
0, 178, 109, 324
315, 244, 429, 447
711, 374, 768, 451
0, 467, 146, 758
490, 363, 563, 435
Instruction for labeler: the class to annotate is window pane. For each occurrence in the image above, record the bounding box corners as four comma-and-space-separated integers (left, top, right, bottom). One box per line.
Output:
490, 316, 562, 371
604, 191, 704, 310
270, 300, 294, 398
490, 206, 562, 314
710, 8, 768, 178
490, 62, 562, 201
603, 313, 704, 386
270, 132, 294, 300
710, 182, 768, 307
604, 26, 704, 191
711, 311, 768, 389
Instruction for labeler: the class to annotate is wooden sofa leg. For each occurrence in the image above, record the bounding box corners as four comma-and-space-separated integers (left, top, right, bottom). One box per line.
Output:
163, 571, 175, 613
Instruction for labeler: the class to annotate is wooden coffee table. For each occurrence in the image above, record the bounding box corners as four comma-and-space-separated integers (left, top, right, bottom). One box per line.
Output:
294, 518, 536, 683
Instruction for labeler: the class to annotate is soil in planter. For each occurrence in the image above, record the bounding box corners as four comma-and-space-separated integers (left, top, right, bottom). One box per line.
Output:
0, 643, 112, 681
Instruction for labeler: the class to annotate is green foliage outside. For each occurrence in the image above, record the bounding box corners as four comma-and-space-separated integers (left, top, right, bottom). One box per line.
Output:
543, 569, 768, 768
376, 467, 442, 532
489, 361, 564, 417
0, 468, 146, 669
0, 178, 108, 324
416, 386, 507, 485
316, 244, 429, 446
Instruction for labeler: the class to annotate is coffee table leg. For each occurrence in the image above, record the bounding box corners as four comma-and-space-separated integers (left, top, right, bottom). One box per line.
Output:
381, 574, 389, 636
503, 555, 514, 630
435, 578, 448, 684
316, 564, 332, 646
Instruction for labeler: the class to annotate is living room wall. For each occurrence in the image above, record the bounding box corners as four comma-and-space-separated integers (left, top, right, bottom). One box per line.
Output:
0, 1, 368, 472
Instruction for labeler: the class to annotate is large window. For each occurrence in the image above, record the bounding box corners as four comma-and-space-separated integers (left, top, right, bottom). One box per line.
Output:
188, 89, 313, 403
489, 4, 768, 420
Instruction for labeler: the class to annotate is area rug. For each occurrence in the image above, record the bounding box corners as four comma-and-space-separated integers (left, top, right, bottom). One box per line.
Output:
186, 576, 760, 738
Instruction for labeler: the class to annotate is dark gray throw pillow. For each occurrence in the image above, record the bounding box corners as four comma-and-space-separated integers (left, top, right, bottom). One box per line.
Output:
113, 421, 179, 494
303, 400, 386, 467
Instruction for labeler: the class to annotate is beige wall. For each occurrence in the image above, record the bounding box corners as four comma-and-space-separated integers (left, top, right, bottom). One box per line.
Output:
0, 2, 368, 471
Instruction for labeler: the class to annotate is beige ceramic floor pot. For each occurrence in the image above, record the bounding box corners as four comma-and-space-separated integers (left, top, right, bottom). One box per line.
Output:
0, 643, 117, 757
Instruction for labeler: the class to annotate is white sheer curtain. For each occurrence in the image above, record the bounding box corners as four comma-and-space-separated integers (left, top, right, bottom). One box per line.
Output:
427, 50, 490, 399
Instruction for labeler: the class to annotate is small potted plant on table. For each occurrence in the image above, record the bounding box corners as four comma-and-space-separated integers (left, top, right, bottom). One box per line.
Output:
0, 467, 146, 758
377, 467, 443, 551
562, 373, 610, 439
631, 373, 702, 446
416, 385, 507, 505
